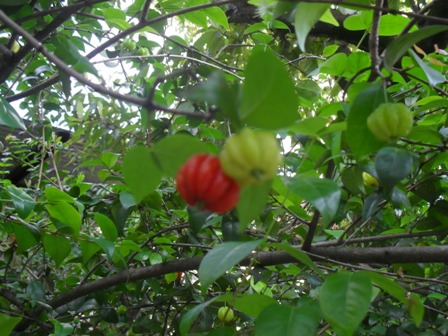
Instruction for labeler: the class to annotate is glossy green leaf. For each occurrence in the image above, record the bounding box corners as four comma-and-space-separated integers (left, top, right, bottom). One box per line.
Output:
151, 134, 209, 177
0, 313, 22, 335
123, 146, 162, 203
254, 301, 320, 336
378, 14, 412, 36
320, 53, 347, 76
375, 147, 413, 191
43, 234, 72, 267
7, 185, 35, 219
199, 240, 263, 292
0, 97, 26, 129
240, 47, 298, 130
46, 202, 81, 235
94, 213, 118, 241
346, 85, 388, 158
234, 294, 277, 318
384, 25, 448, 71
12, 223, 40, 253
45, 186, 75, 203
283, 176, 341, 225
409, 50, 445, 87
237, 181, 272, 229
343, 11, 371, 31
319, 271, 373, 336
294, 2, 330, 51
79, 240, 101, 264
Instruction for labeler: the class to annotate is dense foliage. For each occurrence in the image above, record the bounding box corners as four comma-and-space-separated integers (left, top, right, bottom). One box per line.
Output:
1, 0, 448, 335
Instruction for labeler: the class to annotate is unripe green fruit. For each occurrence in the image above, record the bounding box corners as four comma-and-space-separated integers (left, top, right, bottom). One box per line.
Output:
217, 307, 234, 322
219, 128, 282, 186
117, 305, 127, 315
362, 172, 379, 188
138, 47, 150, 56
367, 103, 413, 142
122, 39, 136, 51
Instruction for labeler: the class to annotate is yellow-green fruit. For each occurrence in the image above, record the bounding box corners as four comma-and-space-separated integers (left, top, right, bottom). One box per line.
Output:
217, 307, 234, 322
219, 128, 282, 186
362, 172, 379, 188
367, 103, 413, 142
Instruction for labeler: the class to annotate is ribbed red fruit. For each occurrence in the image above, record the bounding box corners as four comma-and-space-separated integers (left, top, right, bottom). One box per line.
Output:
176, 154, 240, 214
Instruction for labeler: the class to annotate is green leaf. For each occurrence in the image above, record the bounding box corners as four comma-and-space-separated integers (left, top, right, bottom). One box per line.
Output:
45, 186, 75, 203
179, 297, 218, 336
52, 36, 98, 76
375, 147, 413, 191
104, 8, 131, 30
254, 301, 320, 336
188, 207, 211, 234
319, 271, 373, 336
294, 2, 330, 51
343, 11, 371, 31
240, 47, 298, 130
362, 193, 383, 221
199, 240, 263, 292
79, 240, 101, 264
283, 176, 341, 225
237, 181, 272, 229
151, 134, 209, 177
291, 117, 328, 136
234, 294, 277, 318
0, 313, 22, 336
6, 185, 35, 219
0, 97, 26, 130
95, 238, 115, 262
46, 202, 82, 235
271, 243, 323, 276
204, 6, 229, 29
364, 271, 407, 304
94, 213, 118, 241
297, 79, 321, 101
12, 223, 40, 253
346, 85, 388, 158
43, 234, 72, 267
320, 53, 347, 76
409, 50, 445, 87
378, 14, 412, 36
123, 146, 162, 203
409, 293, 424, 327
384, 25, 448, 71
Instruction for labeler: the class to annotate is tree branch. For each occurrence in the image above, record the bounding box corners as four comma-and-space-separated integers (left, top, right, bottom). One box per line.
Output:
14, 244, 448, 331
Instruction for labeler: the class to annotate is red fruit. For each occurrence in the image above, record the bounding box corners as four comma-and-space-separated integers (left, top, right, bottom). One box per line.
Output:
176, 154, 240, 214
